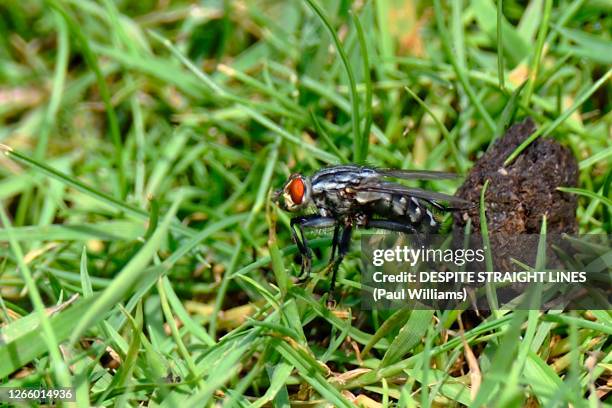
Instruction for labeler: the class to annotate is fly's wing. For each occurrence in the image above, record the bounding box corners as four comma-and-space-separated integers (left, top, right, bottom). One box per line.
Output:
357, 179, 472, 208
375, 168, 459, 180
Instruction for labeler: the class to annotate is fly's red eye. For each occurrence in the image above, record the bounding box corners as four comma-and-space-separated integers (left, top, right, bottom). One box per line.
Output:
288, 178, 304, 205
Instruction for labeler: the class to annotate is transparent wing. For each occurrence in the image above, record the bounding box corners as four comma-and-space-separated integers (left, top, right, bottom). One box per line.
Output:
375, 168, 459, 180
356, 180, 472, 207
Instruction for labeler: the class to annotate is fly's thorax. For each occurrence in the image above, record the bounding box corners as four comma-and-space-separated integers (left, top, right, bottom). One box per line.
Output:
310, 165, 377, 185
310, 170, 375, 216
312, 187, 355, 216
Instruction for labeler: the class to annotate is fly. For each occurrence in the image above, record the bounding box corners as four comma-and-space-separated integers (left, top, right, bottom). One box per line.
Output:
273, 165, 471, 294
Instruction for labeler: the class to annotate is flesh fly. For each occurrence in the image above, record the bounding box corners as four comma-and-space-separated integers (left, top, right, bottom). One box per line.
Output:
273, 165, 470, 293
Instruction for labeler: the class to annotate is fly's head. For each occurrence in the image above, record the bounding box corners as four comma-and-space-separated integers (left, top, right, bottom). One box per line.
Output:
273, 173, 312, 212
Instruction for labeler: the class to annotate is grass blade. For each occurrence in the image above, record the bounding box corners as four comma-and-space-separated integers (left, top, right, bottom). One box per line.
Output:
353, 11, 372, 159
504, 68, 612, 165
557, 187, 612, 208
48, 0, 126, 198
381, 310, 434, 367
434, 0, 496, 133
404, 86, 463, 172
80, 246, 93, 297
496, 0, 505, 90
305, 0, 364, 162
522, 0, 553, 106
69, 193, 183, 344
479, 180, 498, 311
0, 295, 99, 378
0, 205, 72, 387
579, 146, 612, 170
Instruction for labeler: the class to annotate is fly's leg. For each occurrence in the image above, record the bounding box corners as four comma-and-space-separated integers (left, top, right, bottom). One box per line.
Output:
290, 216, 336, 281
365, 219, 419, 234
289, 218, 312, 280
365, 219, 423, 247
329, 224, 341, 263
330, 224, 353, 295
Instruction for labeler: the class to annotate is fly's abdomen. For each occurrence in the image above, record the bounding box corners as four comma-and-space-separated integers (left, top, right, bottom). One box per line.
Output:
405, 196, 438, 228
371, 195, 438, 229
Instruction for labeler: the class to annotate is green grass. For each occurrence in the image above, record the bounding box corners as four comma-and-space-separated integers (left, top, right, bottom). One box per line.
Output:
0, 0, 610, 406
